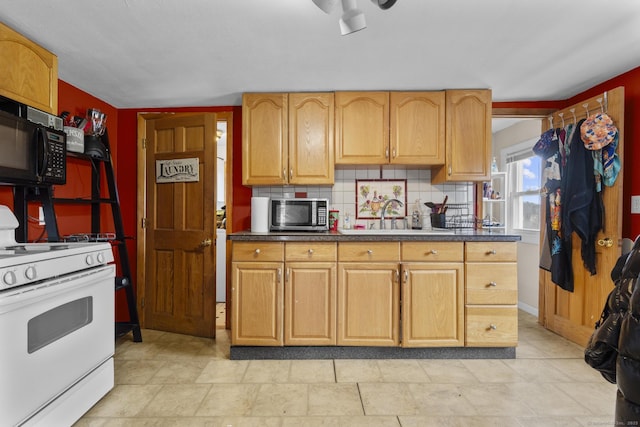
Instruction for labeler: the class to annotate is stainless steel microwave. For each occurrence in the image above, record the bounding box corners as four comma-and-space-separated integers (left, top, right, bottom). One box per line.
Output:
269, 198, 329, 232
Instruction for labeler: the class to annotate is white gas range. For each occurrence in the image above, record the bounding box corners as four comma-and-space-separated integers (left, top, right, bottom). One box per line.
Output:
0, 205, 116, 426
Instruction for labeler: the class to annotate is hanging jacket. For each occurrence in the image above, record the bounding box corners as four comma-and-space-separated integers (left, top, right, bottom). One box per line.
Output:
561, 118, 603, 275
615, 238, 640, 423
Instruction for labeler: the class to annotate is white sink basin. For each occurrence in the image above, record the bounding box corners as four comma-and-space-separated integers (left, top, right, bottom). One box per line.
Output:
338, 228, 454, 235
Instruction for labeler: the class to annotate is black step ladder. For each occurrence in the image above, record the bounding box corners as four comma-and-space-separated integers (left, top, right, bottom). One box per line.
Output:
15, 129, 142, 342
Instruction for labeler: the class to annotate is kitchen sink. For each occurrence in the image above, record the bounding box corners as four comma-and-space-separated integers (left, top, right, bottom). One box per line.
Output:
338, 228, 454, 235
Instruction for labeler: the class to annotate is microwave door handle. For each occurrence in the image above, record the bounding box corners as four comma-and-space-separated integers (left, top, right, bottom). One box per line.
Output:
37, 127, 48, 182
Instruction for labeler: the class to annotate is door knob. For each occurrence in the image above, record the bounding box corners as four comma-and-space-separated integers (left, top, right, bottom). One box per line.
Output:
597, 238, 613, 248
201, 238, 212, 247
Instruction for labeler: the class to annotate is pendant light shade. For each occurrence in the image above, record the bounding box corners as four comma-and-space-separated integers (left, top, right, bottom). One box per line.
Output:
312, 0, 339, 13
339, 0, 366, 35
371, 0, 397, 10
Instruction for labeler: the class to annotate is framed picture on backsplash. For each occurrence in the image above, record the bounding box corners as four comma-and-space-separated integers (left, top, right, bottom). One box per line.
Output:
356, 179, 407, 219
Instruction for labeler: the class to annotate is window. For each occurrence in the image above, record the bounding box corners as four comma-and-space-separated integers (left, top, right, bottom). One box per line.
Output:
504, 138, 542, 242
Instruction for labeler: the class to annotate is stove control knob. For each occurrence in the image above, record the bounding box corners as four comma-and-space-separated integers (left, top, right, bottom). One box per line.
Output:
25, 266, 37, 280
3, 270, 16, 286
85, 255, 95, 266
97, 252, 105, 264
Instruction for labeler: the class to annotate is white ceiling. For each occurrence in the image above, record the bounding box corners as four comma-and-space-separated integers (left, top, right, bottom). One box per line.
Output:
1, 0, 640, 109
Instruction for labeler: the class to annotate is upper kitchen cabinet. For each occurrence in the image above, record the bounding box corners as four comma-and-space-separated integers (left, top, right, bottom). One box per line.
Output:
335, 91, 445, 165
242, 93, 288, 185
288, 92, 334, 184
335, 91, 389, 164
0, 23, 58, 114
242, 92, 334, 185
390, 91, 445, 165
432, 89, 492, 183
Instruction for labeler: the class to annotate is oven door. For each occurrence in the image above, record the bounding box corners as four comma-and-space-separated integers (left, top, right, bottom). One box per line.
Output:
0, 265, 115, 426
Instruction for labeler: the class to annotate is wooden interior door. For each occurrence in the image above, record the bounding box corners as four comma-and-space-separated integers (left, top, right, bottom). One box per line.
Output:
540, 87, 624, 346
144, 113, 217, 338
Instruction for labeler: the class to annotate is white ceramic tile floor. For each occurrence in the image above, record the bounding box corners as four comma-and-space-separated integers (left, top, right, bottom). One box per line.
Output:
74, 311, 617, 426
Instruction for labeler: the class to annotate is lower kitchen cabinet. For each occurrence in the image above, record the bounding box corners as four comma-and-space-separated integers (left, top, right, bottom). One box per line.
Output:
466, 306, 518, 346
337, 262, 400, 346
285, 262, 336, 345
401, 263, 464, 347
401, 242, 464, 347
231, 242, 284, 346
230, 239, 519, 351
465, 241, 518, 347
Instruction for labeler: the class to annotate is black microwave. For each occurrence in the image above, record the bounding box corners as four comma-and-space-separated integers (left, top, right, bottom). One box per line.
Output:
269, 198, 328, 232
0, 109, 66, 185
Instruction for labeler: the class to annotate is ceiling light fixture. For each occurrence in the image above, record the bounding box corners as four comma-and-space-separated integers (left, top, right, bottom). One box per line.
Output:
312, 0, 397, 35
339, 0, 366, 35
312, 0, 339, 14
370, 0, 397, 10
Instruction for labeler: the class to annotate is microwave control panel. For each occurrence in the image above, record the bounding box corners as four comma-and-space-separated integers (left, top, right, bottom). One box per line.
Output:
42, 130, 66, 185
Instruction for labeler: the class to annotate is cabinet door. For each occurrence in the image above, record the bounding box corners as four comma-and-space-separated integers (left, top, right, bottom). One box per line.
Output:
289, 93, 334, 184
0, 23, 58, 114
432, 89, 492, 182
337, 262, 399, 346
285, 262, 336, 345
401, 263, 464, 347
231, 261, 283, 346
390, 91, 445, 165
242, 93, 288, 185
335, 91, 389, 164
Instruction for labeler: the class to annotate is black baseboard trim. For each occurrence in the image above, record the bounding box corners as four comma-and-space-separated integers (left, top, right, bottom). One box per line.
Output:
230, 346, 516, 360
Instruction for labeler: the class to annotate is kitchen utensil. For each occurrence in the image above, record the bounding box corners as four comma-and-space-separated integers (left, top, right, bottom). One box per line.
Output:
439, 195, 448, 213
425, 202, 437, 212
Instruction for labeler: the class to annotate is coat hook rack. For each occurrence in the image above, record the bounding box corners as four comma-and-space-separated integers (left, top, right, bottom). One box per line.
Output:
570, 108, 576, 124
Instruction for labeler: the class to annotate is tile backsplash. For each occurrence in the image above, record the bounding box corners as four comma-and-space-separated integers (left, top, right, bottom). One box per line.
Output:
252, 166, 475, 228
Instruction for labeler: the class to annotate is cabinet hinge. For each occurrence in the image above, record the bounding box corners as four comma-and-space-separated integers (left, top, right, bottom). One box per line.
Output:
140, 297, 145, 308
141, 218, 147, 228
142, 138, 147, 149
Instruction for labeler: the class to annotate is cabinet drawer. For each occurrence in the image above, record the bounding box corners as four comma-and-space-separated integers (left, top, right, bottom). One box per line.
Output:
465, 305, 518, 347
465, 242, 517, 262
466, 263, 517, 305
401, 242, 463, 262
285, 242, 337, 262
232, 242, 284, 261
338, 242, 400, 262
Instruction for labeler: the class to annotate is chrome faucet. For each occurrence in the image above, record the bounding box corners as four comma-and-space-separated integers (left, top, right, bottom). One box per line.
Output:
380, 198, 404, 230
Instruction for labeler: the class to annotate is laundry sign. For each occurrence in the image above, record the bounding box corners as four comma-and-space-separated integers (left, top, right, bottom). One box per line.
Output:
156, 158, 200, 183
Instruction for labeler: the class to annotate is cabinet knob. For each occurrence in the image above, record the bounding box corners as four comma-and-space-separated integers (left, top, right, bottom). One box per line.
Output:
290, 168, 293, 180
488, 281, 497, 287
308, 249, 314, 255
367, 249, 373, 255
385, 148, 389, 159
201, 238, 212, 247
255, 248, 261, 254
486, 249, 497, 255
489, 324, 497, 330
430, 249, 438, 255
392, 148, 396, 158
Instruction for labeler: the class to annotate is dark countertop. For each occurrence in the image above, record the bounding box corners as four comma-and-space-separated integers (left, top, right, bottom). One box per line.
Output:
228, 229, 521, 242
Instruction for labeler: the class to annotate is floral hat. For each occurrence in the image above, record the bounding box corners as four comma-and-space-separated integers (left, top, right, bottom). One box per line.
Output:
581, 112, 618, 150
